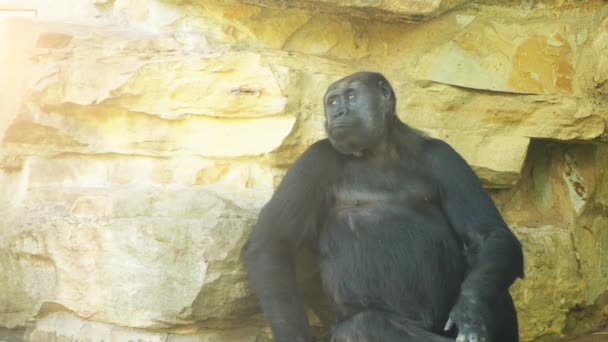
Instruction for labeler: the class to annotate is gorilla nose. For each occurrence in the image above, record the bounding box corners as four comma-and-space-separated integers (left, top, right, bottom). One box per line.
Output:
334, 109, 346, 118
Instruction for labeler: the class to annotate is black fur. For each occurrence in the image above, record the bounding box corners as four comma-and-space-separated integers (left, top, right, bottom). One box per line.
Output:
242, 72, 524, 342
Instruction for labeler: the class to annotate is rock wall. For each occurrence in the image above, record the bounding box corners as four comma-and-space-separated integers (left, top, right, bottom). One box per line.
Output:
0, 0, 607, 341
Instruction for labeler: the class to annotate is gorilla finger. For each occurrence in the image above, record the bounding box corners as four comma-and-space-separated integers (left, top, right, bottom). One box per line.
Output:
444, 318, 454, 331
469, 333, 478, 342
456, 334, 466, 342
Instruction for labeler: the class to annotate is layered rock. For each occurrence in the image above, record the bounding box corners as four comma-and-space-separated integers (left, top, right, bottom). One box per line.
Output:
239, 0, 469, 22
496, 142, 608, 340
1, 0, 608, 341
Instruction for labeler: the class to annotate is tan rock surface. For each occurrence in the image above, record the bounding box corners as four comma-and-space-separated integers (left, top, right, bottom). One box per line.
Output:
493, 141, 608, 340
27, 311, 261, 342
0, 187, 261, 329
238, 0, 469, 22
510, 226, 586, 341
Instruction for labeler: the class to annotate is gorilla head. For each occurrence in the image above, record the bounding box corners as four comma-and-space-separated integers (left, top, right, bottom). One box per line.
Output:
323, 72, 396, 157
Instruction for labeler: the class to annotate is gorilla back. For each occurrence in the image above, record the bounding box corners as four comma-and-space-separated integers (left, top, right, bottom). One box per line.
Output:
242, 72, 524, 342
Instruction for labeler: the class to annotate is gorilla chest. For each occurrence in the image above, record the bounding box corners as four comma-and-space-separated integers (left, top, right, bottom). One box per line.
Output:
318, 163, 462, 311
329, 163, 438, 215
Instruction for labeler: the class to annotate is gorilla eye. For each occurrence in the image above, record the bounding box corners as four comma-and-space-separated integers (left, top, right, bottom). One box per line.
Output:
347, 94, 355, 100
329, 99, 338, 106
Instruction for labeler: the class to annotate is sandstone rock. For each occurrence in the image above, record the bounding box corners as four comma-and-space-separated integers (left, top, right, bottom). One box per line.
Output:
510, 226, 586, 341
0, 154, 277, 191
99, 52, 289, 119
397, 81, 604, 187
17, 24, 362, 158
0, 187, 261, 329
421, 17, 578, 95
566, 145, 608, 335
0, 250, 56, 329
410, 2, 608, 96
0, 19, 39, 142
6, 106, 295, 158
430, 132, 529, 188
577, 13, 608, 111
282, 17, 370, 60
494, 142, 608, 340
19, 47, 306, 158
239, 0, 469, 22
27, 311, 261, 342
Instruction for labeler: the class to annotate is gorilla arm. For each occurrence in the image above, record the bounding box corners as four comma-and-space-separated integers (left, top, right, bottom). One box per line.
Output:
242, 141, 339, 342
427, 140, 524, 340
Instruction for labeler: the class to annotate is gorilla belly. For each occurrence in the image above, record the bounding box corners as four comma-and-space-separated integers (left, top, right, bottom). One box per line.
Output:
318, 203, 466, 326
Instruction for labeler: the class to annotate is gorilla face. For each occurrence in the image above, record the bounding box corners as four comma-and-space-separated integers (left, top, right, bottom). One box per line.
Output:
324, 72, 396, 156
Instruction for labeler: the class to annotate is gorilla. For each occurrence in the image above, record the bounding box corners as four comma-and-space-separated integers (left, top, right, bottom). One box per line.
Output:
242, 72, 524, 342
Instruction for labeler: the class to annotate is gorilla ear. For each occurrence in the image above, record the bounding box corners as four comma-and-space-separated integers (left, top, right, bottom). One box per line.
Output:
378, 80, 391, 100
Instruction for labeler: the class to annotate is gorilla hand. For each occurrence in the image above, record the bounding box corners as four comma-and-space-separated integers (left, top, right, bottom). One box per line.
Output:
444, 293, 490, 342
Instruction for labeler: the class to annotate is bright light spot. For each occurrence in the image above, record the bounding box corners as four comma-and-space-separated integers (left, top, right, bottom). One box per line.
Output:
0, 10, 37, 19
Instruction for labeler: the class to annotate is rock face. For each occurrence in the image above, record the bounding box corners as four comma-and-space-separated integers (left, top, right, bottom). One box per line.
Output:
0, 0, 607, 341
239, 0, 469, 22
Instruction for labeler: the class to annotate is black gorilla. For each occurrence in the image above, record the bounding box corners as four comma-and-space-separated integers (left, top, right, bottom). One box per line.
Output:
242, 72, 524, 342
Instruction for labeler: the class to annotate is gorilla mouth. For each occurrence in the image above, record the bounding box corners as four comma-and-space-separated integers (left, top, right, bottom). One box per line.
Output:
330, 122, 355, 129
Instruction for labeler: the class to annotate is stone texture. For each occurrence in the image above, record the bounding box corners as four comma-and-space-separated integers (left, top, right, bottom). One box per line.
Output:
421, 17, 579, 95
1, 0, 608, 341
26, 312, 261, 342
0, 19, 39, 142
24, 47, 300, 158
238, 0, 469, 22
394, 81, 604, 187
6, 108, 296, 158
494, 142, 608, 340
509, 226, 586, 341
577, 15, 608, 111
0, 250, 56, 329
569, 329, 608, 342
40, 52, 289, 119
0, 187, 261, 330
